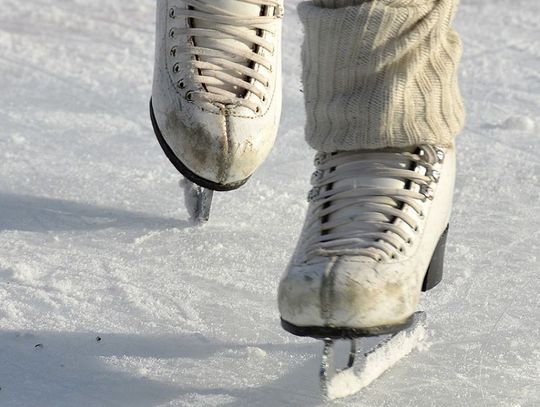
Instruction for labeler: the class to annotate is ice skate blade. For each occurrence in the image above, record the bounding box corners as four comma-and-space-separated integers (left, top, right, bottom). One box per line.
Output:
181, 179, 214, 223
319, 311, 427, 400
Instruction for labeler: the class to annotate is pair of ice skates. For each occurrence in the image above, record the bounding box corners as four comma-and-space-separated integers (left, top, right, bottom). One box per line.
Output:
150, 0, 454, 398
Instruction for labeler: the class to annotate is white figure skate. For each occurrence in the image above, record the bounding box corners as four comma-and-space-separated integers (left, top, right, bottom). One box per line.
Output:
278, 144, 455, 398
150, 0, 283, 222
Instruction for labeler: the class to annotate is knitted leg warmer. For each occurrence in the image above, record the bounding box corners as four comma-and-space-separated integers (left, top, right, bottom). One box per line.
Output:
300, 0, 465, 151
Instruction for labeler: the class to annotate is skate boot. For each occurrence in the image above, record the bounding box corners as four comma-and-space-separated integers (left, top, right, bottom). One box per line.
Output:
277, 144, 455, 397
150, 0, 283, 221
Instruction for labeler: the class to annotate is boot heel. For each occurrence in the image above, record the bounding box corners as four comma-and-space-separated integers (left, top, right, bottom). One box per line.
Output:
422, 225, 449, 292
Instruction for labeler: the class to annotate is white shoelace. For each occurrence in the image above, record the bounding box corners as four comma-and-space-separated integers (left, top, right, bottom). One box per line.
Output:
169, 0, 283, 112
303, 146, 444, 262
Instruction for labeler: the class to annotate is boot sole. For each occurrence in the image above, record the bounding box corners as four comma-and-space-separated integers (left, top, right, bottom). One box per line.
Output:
149, 99, 250, 192
281, 225, 450, 339
281, 314, 416, 339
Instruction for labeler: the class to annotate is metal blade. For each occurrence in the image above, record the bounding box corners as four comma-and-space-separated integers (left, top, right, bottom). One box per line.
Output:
181, 178, 214, 223
320, 311, 428, 399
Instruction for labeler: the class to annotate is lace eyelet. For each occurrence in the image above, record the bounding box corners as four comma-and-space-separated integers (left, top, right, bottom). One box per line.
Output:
436, 148, 445, 163
307, 187, 321, 202
173, 63, 180, 73
177, 80, 185, 89
314, 152, 327, 167
391, 254, 396, 259
377, 258, 382, 263
185, 91, 193, 101
256, 106, 261, 114
310, 170, 324, 184
169, 28, 175, 38
399, 247, 404, 253
420, 185, 434, 200
407, 238, 412, 244
274, 5, 284, 18
169, 8, 175, 18
170, 47, 177, 57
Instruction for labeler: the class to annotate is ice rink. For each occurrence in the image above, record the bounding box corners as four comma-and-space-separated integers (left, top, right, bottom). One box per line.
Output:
0, 0, 539, 405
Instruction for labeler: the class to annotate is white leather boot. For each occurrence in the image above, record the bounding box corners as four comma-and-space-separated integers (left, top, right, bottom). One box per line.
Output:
150, 0, 283, 191
278, 144, 455, 338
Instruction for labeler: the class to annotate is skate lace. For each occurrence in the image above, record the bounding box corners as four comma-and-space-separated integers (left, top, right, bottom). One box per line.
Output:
303, 146, 444, 262
169, 0, 283, 113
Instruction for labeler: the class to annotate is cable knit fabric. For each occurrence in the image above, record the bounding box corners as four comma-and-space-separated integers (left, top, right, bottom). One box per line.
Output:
300, 0, 465, 151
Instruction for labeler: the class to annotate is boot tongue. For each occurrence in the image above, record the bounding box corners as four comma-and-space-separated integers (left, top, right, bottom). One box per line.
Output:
191, 0, 262, 99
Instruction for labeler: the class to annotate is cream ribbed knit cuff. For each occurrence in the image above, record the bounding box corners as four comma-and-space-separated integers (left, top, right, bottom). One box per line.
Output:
300, 0, 465, 151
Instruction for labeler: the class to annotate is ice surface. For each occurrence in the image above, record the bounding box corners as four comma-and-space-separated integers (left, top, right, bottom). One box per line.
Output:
0, 0, 539, 406
498, 116, 536, 132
